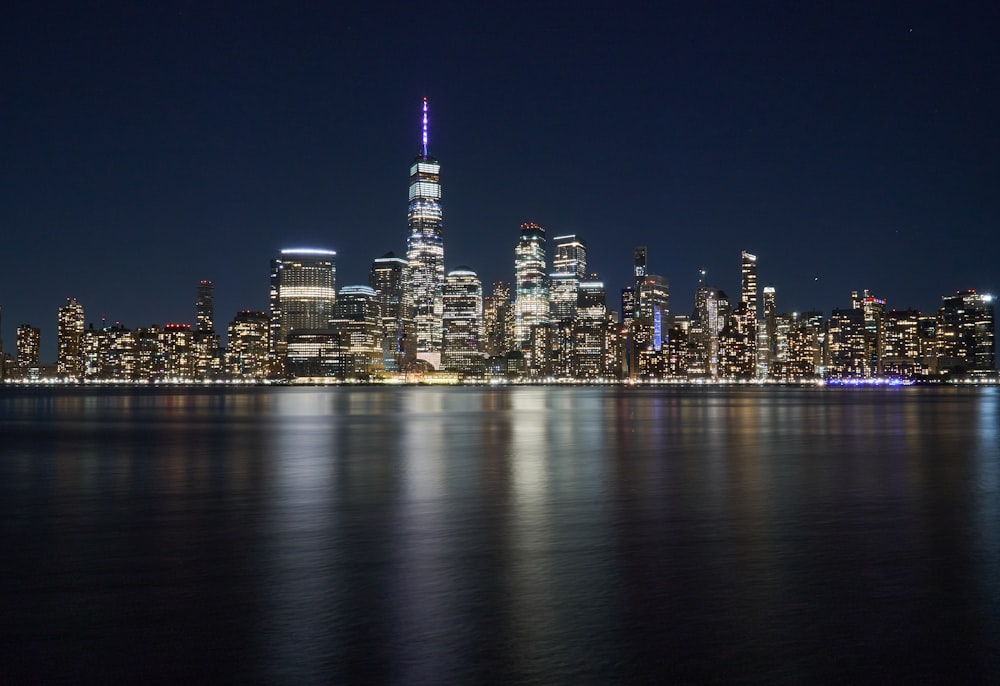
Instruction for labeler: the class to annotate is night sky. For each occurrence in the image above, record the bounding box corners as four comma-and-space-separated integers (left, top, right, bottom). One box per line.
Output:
4, 1, 998, 361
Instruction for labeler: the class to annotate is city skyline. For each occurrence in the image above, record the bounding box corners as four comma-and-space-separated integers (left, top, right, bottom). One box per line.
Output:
3, 3, 998, 359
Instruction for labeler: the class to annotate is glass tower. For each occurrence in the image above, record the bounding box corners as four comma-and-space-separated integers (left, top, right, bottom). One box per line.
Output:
514, 222, 548, 348
269, 248, 337, 353
57, 297, 85, 379
549, 234, 587, 321
369, 252, 411, 371
441, 267, 483, 374
405, 98, 445, 354
196, 279, 215, 333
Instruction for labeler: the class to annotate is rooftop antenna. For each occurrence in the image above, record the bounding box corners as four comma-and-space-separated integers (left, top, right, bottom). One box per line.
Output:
421, 97, 429, 157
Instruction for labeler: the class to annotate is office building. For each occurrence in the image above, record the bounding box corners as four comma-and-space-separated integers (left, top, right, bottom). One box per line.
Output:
441, 267, 483, 375
369, 252, 411, 372
633, 246, 647, 316
226, 311, 270, 379
16, 325, 40, 373
549, 235, 587, 321
331, 285, 384, 379
514, 222, 548, 347
405, 98, 446, 354
269, 248, 337, 353
936, 290, 995, 377
196, 280, 214, 333
483, 281, 515, 357
57, 297, 85, 379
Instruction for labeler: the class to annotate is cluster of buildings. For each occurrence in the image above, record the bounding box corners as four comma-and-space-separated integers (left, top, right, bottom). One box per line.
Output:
1, 100, 996, 384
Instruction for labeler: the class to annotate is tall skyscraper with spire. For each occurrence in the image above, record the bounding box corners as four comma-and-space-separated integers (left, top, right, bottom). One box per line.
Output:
405, 98, 445, 356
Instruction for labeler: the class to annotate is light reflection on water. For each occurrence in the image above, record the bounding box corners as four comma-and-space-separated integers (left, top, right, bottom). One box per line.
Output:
1, 385, 999, 683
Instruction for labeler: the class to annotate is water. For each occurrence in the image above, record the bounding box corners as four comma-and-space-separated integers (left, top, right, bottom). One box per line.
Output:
1, 385, 998, 684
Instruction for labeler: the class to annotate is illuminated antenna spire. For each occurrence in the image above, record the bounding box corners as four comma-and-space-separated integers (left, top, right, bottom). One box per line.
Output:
421, 97, 429, 157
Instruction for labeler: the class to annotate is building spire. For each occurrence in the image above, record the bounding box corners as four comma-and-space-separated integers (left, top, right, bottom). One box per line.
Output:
421, 97, 429, 157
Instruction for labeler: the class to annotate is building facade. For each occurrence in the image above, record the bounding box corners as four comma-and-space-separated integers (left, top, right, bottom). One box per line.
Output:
514, 222, 548, 348
269, 248, 337, 354
404, 98, 446, 355
57, 297, 85, 379
441, 268, 484, 375
369, 252, 411, 372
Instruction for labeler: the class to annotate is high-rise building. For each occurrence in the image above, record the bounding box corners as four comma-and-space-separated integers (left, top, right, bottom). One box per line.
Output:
16, 324, 40, 374
850, 289, 887, 376
882, 309, 922, 379
633, 246, 648, 317
404, 98, 445, 355
57, 297, 85, 379
331, 285, 384, 379
826, 308, 868, 379
761, 286, 777, 378
269, 248, 337, 353
369, 252, 411, 372
620, 287, 636, 322
483, 281, 515, 357
549, 234, 587, 322
936, 290, 995, 377
441, 268, 483, 374
196, 280, 214, 333
741, 251, 758, 316
732, 250, 759, 377
514, 222, 548, 347
226, 311, 269, 379
573, 278, 609, 378
637, 275, 669, 350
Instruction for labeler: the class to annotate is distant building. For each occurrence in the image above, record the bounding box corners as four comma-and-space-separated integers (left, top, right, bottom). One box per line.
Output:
441, 268, 483, 375
227, 311, 269, 379
637, 274, 669, 350
269, 248, 337, 354
936, 290, 995, 378
514, 222, 548, 348
405, 98, 445, 355
633, 246, 647, 314
16, 325, 40, 373
549, 234, 587, 321
57, 298, 85, 379
826, 308, 867, 379
369, 252, 411, 372
483, 281, 515, 357
196, 280, 215, 333
330, 285, 384, 380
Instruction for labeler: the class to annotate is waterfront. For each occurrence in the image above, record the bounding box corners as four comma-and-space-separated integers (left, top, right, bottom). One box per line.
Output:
2, 386, 998, 683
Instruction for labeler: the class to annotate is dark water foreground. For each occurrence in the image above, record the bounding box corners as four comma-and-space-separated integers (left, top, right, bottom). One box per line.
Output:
1, 385, 998, 684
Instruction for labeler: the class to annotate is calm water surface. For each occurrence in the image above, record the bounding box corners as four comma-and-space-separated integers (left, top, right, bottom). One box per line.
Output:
2, 386, 998, 683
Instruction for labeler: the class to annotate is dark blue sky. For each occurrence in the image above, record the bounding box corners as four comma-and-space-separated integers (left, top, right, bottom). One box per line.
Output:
3, 1, 998, 360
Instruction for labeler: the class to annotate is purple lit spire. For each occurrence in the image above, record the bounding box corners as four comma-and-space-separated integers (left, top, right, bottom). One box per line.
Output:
422, 97, 429, 157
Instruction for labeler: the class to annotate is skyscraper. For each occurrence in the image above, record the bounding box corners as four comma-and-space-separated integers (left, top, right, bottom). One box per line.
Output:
549, 234, 587, 321
633, 246, 648, 316
16, 324, 40, 374
741, 251, 758, 316
483, 281, 514, 357
762, 286, 777, 377
405, 98, 445, 355
57, 297, 85, 379
369, 252, 411, 372
637, 275, 670, 350
441, 267, 483, 374
331, 285, 384, 379
226, 311, 269, 379
936, 289, 995, 377
733, 251, 759, 377
514, 222, 548, 347
269, 248, 337, 353
196, 280, 215, 333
